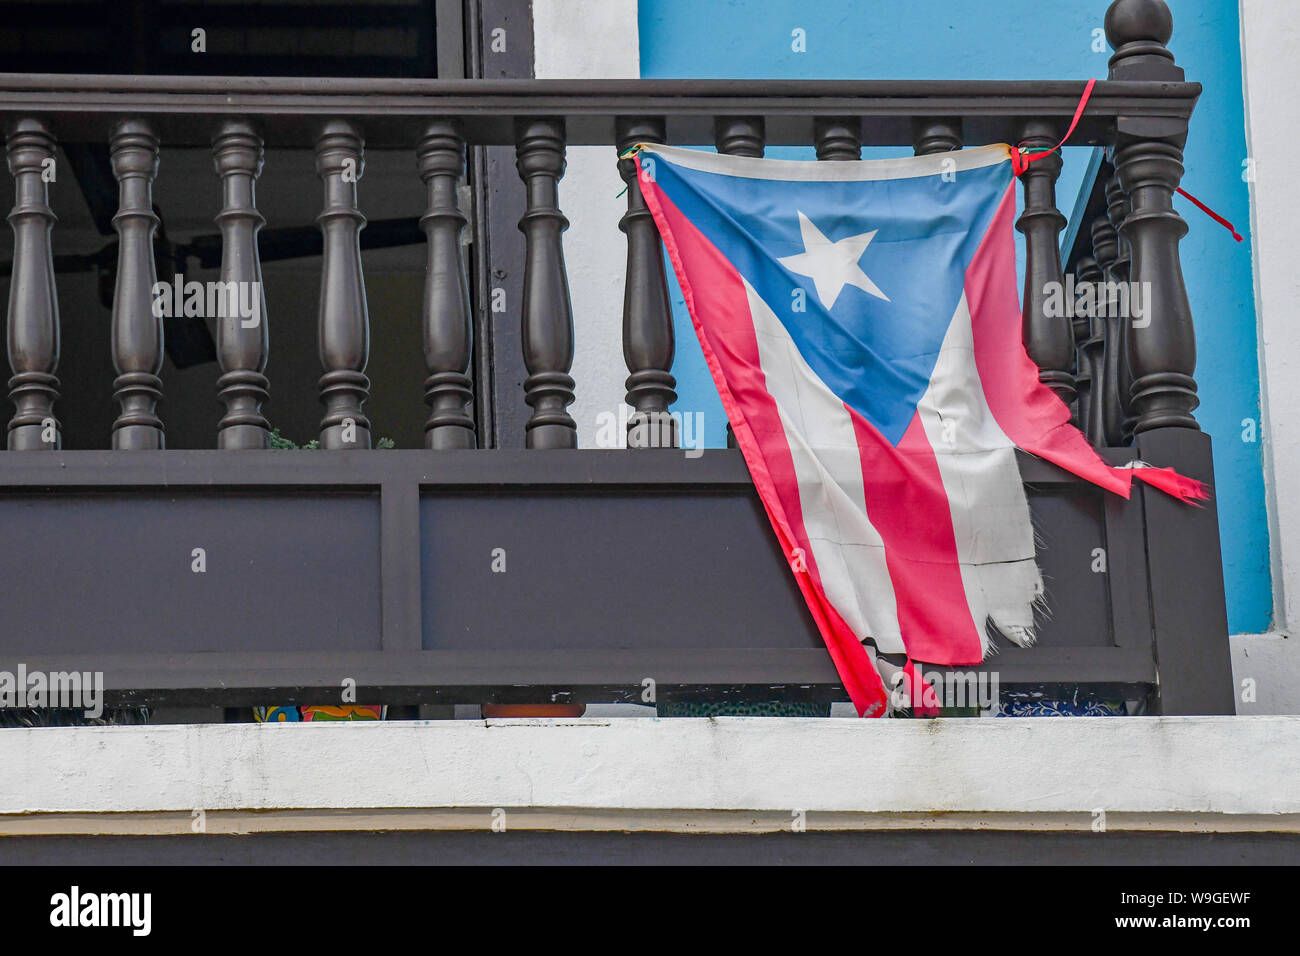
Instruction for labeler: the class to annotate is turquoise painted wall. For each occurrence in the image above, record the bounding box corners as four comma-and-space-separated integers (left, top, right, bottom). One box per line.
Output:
638, 0, 1269, 633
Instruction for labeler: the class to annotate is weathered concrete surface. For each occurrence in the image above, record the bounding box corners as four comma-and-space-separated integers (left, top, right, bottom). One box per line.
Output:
3, 717, 1297, 824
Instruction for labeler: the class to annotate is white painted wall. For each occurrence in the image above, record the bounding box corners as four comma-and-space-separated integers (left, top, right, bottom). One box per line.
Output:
4, 717, 1298, 822
1231, 633, 1300, 714
532, 0, 640, 448
1242, 0, 1300, 639
1229, 0, 1300, 710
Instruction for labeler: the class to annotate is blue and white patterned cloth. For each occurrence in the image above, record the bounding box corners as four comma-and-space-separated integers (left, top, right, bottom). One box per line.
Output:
994, 692, 1132, 717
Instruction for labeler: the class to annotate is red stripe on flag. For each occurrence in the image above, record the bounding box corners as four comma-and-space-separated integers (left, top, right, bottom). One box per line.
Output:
967, 184, 1134, 496
849, 409, 985, 667
903, 659, 942, 717
966, 183, 1209, 504
1129, 465, 1210, 505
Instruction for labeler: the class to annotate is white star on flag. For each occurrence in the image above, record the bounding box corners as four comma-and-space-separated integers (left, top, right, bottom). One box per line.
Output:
778, 210, 889, 309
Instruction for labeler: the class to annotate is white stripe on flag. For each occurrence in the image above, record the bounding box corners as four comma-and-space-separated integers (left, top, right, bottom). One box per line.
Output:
744, 280, 906, 656
643, 142, 1011, 182
915, 293, 1043, 656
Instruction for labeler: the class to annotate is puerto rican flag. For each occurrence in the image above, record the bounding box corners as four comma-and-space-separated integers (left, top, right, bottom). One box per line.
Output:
636, 142, 1206, 717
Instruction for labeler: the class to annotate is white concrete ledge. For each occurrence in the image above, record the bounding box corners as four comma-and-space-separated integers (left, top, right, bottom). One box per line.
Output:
1231, 632, 1299, 713
3, 716, 1298, 834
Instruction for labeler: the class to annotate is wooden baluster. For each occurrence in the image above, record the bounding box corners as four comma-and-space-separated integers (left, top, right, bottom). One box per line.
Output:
5, 118, 61, 450
315, 120, 371, 449
212, 120, 270, 449
617, 117, 676, 449
515, 117, 576, 449
1090, 210, 1124, 446
814, 117, 861, 161
109, 119, 164, 450
1107, 0, 1199, 433
715, 117, 765, 448
714, 116, 765, 159
417, 120, 475, 449
1102, 0, 1233, 716
1074, 255, 1106, 446
1070, 261, 1094, 440
912, 117, 963, 156
1106, 175, 1136, 444
1016, 120, 1075, 408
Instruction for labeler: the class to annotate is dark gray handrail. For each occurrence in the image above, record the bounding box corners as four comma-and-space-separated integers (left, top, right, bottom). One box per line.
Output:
0, 74, 1198, 148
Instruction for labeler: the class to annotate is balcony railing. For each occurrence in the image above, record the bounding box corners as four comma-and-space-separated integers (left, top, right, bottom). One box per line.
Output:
0, 1, 1236, 715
